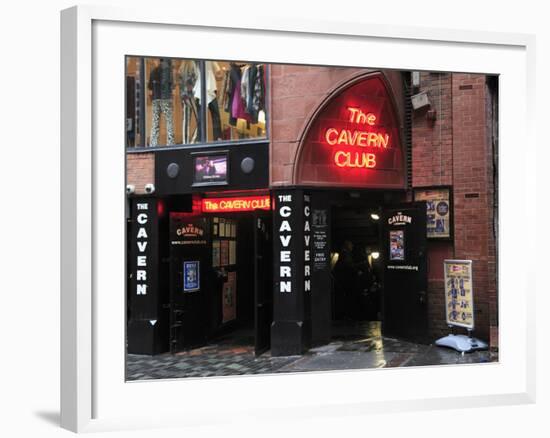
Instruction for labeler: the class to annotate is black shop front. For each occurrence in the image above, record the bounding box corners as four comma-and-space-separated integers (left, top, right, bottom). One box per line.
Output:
127, 72, 430, 357
127, 142, 275, 356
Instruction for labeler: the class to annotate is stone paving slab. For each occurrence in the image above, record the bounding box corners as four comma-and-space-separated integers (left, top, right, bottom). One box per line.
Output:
277, 350, 395, 372
126, 322, 497, 380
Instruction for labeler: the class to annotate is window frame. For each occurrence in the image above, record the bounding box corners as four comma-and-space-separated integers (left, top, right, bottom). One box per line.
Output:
125, 56, 270, 151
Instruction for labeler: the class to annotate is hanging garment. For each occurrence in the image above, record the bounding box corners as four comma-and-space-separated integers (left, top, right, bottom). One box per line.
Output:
221, 69, 232, 114
205, 61, 222, 139
148, 59, 173, 100
178, 61, 200, 143
150, 98, 175, 146
231, 78, 251, 123
245, 64, 265, 124
225, 63, 243, 126
148, 59, 175, 146
205, 61, 221, 104
194, 98, 223, 141
240, 65, 250, 109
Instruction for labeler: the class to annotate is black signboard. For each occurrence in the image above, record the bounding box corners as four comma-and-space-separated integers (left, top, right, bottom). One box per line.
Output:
128, 197, 159, 320
312, 209, 328, 271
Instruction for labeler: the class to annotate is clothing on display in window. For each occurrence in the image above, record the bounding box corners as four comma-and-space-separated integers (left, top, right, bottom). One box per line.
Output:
178, 60, 223, 142
222, 63, 266, 128
148, 58, 175, 146
178, 60, 200, 144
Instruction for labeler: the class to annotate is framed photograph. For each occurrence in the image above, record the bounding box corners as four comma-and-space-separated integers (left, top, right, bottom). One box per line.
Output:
61, 5, 535, 433
414, 186, 453, 239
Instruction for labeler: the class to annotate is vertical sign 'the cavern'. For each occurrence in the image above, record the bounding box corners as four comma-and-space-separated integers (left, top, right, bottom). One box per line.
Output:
128, 197, 160, 354
271, 190, 312, 356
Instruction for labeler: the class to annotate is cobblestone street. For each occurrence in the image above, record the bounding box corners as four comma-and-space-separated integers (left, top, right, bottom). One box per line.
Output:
127, 321, 497, 380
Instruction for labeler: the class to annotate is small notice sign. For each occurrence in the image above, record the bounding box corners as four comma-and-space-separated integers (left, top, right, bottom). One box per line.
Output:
443, 260, 474, 329
183, 261, 200, 292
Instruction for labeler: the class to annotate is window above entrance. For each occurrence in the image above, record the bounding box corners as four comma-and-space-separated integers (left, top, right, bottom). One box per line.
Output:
126, 57, 268, 149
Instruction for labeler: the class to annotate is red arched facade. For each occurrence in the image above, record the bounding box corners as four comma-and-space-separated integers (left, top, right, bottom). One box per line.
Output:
293, 72, 406, 189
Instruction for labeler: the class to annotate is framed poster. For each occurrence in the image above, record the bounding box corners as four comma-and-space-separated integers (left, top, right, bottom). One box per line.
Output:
413, 187, 453, 239
183, 261, 200, 292
61, 5, 535, 433
389, 230, 405, 261
444, 259, 474, 329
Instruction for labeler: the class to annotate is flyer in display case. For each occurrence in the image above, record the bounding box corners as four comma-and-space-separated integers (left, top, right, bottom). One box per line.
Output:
414, 187, 452, 239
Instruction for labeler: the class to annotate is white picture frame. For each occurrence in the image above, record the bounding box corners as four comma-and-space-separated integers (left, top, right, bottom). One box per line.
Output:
60, 5, 536, 433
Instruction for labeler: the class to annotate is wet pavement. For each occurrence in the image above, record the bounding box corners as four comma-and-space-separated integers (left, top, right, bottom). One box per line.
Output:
126, 321, 497, 381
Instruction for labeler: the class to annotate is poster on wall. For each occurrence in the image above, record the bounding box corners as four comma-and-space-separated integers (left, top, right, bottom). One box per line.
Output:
389, 230, 405, 261
444, 260, 474, 329
220, 240, 229, 266
222, 272, 237, 323
212, 240, 220, 267
312, 209, 328, 271
414, 187, 452, 239
183, 261, 200, 292
229, 240, 236, 265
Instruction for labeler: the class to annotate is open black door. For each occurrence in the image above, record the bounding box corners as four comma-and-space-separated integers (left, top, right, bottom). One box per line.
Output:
382, 203, 428, 342
254, 211, 273, 356
169, 214, 209, 353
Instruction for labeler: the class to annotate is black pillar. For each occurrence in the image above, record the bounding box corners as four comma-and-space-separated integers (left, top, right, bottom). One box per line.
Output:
127, 196, 165, 355
271, 189, 312, 356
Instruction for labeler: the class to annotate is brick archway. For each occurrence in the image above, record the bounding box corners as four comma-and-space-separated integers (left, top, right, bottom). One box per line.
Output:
292, 71, 406, 189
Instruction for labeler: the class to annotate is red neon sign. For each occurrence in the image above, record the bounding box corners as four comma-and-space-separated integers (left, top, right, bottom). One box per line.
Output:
324, 107, 391, 170
296, 74, 405, 189
202, 195, 271, 213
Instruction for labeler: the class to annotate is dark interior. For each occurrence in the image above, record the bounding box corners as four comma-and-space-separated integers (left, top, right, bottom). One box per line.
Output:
330, 201, 384, 323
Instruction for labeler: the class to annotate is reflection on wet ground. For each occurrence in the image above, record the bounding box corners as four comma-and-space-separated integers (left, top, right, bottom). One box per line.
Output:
126, 321, 497, 381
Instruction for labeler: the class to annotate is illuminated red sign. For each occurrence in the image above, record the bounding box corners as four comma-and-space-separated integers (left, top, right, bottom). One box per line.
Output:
295, 73, 405, 189
202, 195, 271, 213
325, 107, 391, 170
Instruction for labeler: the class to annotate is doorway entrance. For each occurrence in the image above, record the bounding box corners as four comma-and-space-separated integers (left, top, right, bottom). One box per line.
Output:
168, 201, 273, 356
326, 191, 428, 344
331, 198, 384, 325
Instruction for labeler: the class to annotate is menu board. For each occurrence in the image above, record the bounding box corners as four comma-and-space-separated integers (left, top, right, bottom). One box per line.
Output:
414, 188, 452, 239
444, 260, 474, 329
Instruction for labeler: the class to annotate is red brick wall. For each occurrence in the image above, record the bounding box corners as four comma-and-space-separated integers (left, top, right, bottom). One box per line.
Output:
411, 72, 497, 345
126, 153, 155, 195
269, 65, 404, 186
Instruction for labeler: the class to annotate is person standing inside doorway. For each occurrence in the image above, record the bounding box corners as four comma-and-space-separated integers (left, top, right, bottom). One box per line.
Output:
333, 240, 357, 320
